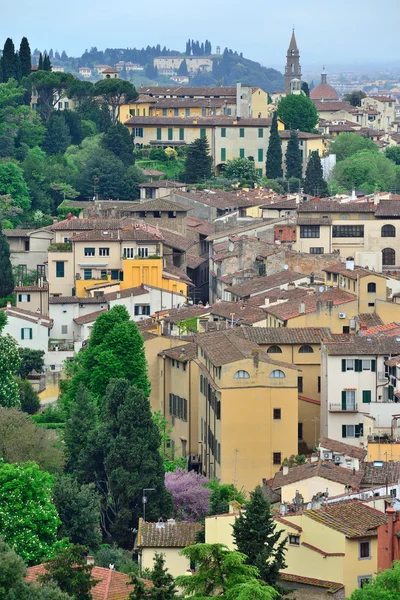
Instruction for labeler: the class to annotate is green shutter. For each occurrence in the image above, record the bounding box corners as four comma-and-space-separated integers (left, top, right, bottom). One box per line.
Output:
355, 359, 362, 372
342, 424, 347, 438
27, 295, 30, 302
239, 148, 245, 158
341, 391, 347, 410
258, 148, 263, 162
221, 148, 226, 161
179, 128, 184, 141
200, 128, 206, 139
18, 294, 22, 302
221, 127, 226, 138
362, 390, 371, 404
258, 128, 263, 138
168, 128, 173, 141
157, 127, 162, 140
388, 385, 394, 400
240, 128, 244, 138
371, 359, 376, 372
21, 328, 24, 340
359, 423, 364, 437
355, 424, 360, 438
29, 328, 32, 340
342, 359, 346, 372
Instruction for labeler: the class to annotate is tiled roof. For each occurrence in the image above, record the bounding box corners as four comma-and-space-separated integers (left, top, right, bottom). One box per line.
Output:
49, 296, 107, 304
323, 337, 400, 356
3, 228, 31, 237
158, 228, 193, 252
360, 321, 400, 337
297, 215, 332, 225
186, 255, 207, 269
312, 100, 355, 112
14, 285, 48, 292
105, 286, 150, 301
367, 95, 396, 102
226, 270, 308, 299
280, 573, 344, 593
50, 218, 126, 231
279, 131, 323, 140
272, 461, 364, 490
26, 565, 147, 599
164, 305, 210, 324
246, 286, 310, 306
1, 306, 53, 328
134, 196, 188, 211
324, 263, 386, 280
265, 288, 355, 321
319, 437, 367, 460
70, 229, 163, 242
310, 82, 339, 101
159, 342, 198, 362
299, 200, 376, 213
355, 313, 384, 329
73, 309, 108, 325
187, 216, 214, 236
375, 200, 400, 217
125, 116, 272, 127
239, 327, 333, 345
174, 190, 266, 211
137, 520, 202, 547
150, 97, 235, 108
361, 461, 400, 486
163, 264, 193, 284
305, 499, 387, 538
259, 198, 297, 210
209, 301, 267, 324
141, 169, 166, 177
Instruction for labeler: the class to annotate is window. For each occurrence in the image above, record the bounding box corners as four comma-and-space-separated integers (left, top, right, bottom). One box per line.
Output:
221, 148, 226, 161
362, 360, 372, 371
239, 128, 245, 138
99, 248, 110, 257
168, 128, 173, 141
110, 269, 119, 280
124, 247, 135, 259
61, 325, 68, 334
179, 128, 184, 141
84, 248, 95, 257
359, 541, 371, 560
381, 224, 395, 237
342, 359, 375, 372
289, 535, 300, 545
382, 248, 395, 265
185, 108, 190, 117
342, 390, 356, 410
202, 108, 206, 116
24, 240, 30, 251
298, 376, 303, 393
258, 148, 263, 162
157, 128, 162, 140
137, 247, 149, 258
342, 423, 364, 438
56, 261, 65, 278
239, 148, 245, 158
234, 370, 250, 379
267, 345, 282, 353
84, 269, 92, 280
227, 108, 232, 115
258, 128, 264, 138
300, 225, 320, 238
342, 215, 349, 220
343, 359, 355, 371
270, 370, 285, 378
358, 576, 372, 588
200, 128, 206, 139
134, 305, 150, 317
299, 345, 314, 353
174, 108, 179, 116
221, 127, 226, 137
332, 225, 364, 238
273, 452, 281, 465
362, 390, 371, 404
162, 108, 167, 116
21, 328, 32, 340
318, 376, 321, 393
18, 294, 30, 302
273, 408, 281, 420
310, 247, 324, 254
367, 282, 376, 293
134, 128, 143, 137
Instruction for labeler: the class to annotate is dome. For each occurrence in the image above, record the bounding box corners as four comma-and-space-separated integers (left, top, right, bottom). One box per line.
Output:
310, 83, 339, 101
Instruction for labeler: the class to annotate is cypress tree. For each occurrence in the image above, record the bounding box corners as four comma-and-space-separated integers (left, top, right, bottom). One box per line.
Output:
2, 38, 16, 81
14, 53, 21, 83
184, 137, 212, 183
64, 384, 99, 478
43, 53, 52, 71
38, 52, 43, 70
301, 81, 310, 97
232, 485, 287, 593
129, 553, 177, 600
304, 150, 328, 197
0, 228, 14, 299
265, 111, 283, 179
178, 59, 188, 76
42, 113, 72, 155
19, 37, 31, 78
285, 130, 303, 180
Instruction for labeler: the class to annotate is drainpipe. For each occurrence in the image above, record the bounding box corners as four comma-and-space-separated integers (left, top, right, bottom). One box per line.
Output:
387, 505, 395, 566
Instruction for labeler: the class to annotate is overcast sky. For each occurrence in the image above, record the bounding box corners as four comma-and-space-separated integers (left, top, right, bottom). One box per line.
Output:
2, 0, 399, 72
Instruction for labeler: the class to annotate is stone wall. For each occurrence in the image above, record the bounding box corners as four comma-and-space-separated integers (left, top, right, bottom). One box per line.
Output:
285, 251, 341, 279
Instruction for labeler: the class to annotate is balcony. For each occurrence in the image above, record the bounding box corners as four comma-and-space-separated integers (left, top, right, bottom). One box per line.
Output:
329, 403, 358, 412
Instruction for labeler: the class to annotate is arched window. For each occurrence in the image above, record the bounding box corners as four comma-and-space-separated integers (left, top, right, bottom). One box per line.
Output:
299, 345, 314, 354
382, 248, 396, 266
267, 345, 282, 354
381, 225, 396, 238
367, 282, 376, 293
234, 370, 250, 379
270, 370, 286, 379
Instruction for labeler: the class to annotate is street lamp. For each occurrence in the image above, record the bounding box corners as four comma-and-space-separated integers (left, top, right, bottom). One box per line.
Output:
142, 488, 155, 522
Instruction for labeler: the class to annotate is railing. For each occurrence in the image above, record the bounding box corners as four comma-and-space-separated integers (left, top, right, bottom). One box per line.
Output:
329, 403, 358, 412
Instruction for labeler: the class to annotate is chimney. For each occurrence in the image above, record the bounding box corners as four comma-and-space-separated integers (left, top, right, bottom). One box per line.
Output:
282, 465, 289, 476
310, 453, 319, 463
53, 216, 58, 224
264, 297, 270, 307
116, 292, 121, 299
307, 289, 314, 295
67, 212, 73, 221
360, 322, 367, 331
298, 302, 306, 314
86, 555, 95, 565
346, 257, 355, 271
387, 505, 396, 566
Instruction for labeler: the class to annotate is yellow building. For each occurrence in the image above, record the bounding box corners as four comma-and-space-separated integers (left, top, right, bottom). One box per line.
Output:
323, 263, 388, 314
196, 329, 300, 491
279, 131, 325, 176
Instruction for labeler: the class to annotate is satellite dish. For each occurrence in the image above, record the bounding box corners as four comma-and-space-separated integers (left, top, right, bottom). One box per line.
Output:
283, 264, 289, 270
319, 286, 324, 293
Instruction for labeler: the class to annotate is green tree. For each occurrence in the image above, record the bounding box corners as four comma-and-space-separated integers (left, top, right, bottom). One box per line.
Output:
153, 410, 186, 472
304, 150, 328, 197
17, 378, 40, 414
1, 38, 16, 82
184, 137, 212, 183
102, 121, 134, 166
232, 486, 286, 592
93, 79, 138, 123
285, 130, 303, 179
75, 149, 126, 199
43, 54, 52, 72
130, 553, 177, 600
19, 37, 32, 79
343, 90, 366, 107
0, 229, 14, 299
28, 71, 74, 120
0, 78, 26, 107
39, 545, 99, 600
53, 475, 102, 550
0, 407, 64, 473
0, 162, 31, 212
223, 158, 259, 185
348, 560, 400, 599
17, 348, 45, 378
42, 114, 72, 155
206, 480, 246, 515
62, 110, 84, 145
330, 133, 378, 161
64, 384, 98, 476
0, 460, 62, 564
301, 81, 310, 97
95, 544, 138, 575
119, 165, 145, 200
385, 146, 400, 166
277, 94, 318, 132
38, 53, 44, 70
332, 149, 399, 193
178, 59, 188, 76
265, 112, 282, 179
176, 544, 279, 600
0, 335, 21, 407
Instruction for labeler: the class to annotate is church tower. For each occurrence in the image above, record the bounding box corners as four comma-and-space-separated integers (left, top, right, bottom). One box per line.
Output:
285, 29, 302, 93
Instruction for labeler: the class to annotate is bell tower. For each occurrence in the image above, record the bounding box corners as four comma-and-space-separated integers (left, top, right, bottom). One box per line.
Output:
285, 29, 302, 93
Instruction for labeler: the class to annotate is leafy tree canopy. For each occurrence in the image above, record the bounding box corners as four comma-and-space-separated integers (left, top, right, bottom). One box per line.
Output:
385, 146, 400, 166
206, 479, 246, 515
0, 79, 26, 108
277, 94, 319, 132
184, 137, 212, 183
129, 553, 177, 600
0, 229, 14, 299
0, 335, 21, 407
0, 162, 31, 213
332, 149, 400, 193
102, 121, 134, 166
93, 79, 137, 123
348, 560, 400, 599
330, 133, 378, 162
17, 347, 45, 379
265, 111, 282, 179
17, 378, 40, 414
223, 158, 259, 185
343, 90, 366, 107
39, 545, 99, 600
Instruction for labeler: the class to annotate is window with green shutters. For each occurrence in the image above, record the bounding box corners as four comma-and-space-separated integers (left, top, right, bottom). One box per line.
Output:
179, 128, 184, 141
200, 128, 206, 139
21, 328, 32, 340
221, 128, 226, 137
258, 148, 263, 162
257, 168, 263, 177
221, 148, 226, 161
258, 128, 264, 138
168, 128, 173, 141
157, 128, 162, 140
240, 128, 245, 138
362, 390, 371, 403
239, 148, 245, 158
56, 261, 64, 278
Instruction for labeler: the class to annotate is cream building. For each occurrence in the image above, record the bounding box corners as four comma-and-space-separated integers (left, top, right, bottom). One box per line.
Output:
4, 228, 54, 273
360, 95, 396, 132
154, 56, 213, 73
1, 305, 53, 356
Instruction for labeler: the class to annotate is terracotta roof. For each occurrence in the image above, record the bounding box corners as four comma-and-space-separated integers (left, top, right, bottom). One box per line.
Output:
298, 200, 375, 213
324, 264, 386, 281
297, 215, 332, 225
319, 437, 367, 460
312, 100, 354, 112
14, 285, 48, 292
305, 499, 386, 538
280, 573, 344, 593
246, 286, 310, 306
276, 517, 302, 532
265, 288, 355, 321
163, 305, 209, 324
138, 181, 186, 190
137, 520, 202, 547
141, 169, 166, 177
149, 97, 235, 108
375, 200, 400, 217
163, 264, 193, 284
73, 309, 108, 325
50, 218, 126, 231
3, 229, 30, 237
361, 461, 400, 487
158, 228, 193, 252
125, 116, 272, 127
355, 313, 384, 329
367, 95, 396, 103
239, 327, 333, 345
49, 296, 107, 304
159, 342, 197, 362
1, 306, 53, 328
226, 270, 308, 299
187, 216, 214, 236
209, 301, 267, 324
279, 131, 323, 140
139, 85, 260, 98
186, 255, 207, 269
272, 461, 364, 490
70, 229, 163, 242
105, 286, 150, 301
26, 565, 147, 600
175, 190, 267, 211
323, 337, 400, 355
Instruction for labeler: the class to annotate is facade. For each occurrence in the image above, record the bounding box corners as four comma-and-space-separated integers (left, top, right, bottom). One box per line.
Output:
48, 296, 107, 341
4, 228, 54, 273
154, 56, 213, 73
1, 306, 53, 355
360, 96, 396, 132
15, 284, 49, 316
318, 437, 367, 471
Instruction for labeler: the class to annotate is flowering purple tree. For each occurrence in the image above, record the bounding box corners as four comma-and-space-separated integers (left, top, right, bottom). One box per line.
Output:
165, 469, 211, 522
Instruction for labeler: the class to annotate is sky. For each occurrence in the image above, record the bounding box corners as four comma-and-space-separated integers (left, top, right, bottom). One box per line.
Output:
1, 0, 399, 72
